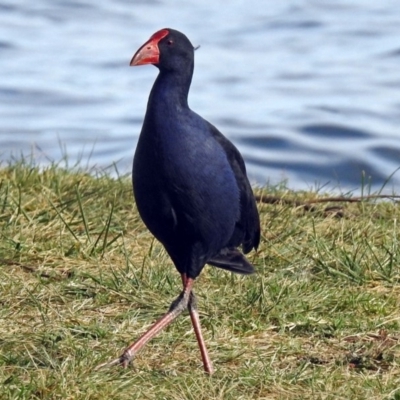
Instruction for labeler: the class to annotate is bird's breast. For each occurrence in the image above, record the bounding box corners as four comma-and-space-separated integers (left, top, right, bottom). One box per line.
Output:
133, 112, 240, 249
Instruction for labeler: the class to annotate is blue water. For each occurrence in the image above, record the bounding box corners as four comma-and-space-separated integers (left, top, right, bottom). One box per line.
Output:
1, 0, 400, 192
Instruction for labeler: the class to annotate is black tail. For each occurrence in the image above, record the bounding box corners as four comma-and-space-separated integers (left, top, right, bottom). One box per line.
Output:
207, 248, 255, 275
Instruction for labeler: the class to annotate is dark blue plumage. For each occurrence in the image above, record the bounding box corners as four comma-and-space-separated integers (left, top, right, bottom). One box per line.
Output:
133, 28, 260, 279
99, 28, 260, 374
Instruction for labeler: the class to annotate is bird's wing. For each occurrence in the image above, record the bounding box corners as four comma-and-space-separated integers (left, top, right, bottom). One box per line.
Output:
206, 121, 260, 253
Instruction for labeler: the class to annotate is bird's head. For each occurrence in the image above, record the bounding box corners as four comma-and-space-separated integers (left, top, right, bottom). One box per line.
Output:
130, 28, 195, 72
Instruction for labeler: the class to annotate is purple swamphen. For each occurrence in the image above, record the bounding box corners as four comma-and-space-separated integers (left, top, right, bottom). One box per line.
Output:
99, 28, 260, 374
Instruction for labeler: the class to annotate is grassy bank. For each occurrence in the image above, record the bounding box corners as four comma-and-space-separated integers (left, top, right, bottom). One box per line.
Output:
0, 162, 399, 399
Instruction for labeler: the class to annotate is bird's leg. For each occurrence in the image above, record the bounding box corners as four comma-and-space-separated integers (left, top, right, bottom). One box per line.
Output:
96, 277, 195, 370
181, 274, 214, 375
188, 292, 214, 374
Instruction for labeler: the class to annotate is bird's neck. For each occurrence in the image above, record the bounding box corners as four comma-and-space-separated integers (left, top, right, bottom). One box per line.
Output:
148, 66, 193, 113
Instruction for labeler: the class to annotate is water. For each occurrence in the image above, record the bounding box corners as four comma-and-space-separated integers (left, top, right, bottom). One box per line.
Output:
1, 0, 400, 193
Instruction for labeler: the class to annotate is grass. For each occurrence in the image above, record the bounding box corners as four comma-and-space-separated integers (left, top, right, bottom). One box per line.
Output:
0, 160, 399, 399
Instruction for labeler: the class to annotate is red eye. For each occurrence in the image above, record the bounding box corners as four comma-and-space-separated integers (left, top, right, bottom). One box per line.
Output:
167, 39, 174, 46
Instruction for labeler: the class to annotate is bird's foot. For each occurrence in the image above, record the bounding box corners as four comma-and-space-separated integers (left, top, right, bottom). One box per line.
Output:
95, 350, 134, 370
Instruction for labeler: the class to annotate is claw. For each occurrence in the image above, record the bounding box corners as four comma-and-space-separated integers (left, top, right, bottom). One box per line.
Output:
120, 350, 133, 368
94, 352, 132, 371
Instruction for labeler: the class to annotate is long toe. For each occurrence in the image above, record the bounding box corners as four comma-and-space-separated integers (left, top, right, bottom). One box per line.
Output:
95, 356, 126, 370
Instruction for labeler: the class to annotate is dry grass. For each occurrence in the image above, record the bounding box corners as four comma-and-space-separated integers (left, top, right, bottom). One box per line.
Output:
0, 160, 400, 399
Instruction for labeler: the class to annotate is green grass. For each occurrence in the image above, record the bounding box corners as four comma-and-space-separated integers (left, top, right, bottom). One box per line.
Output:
0, 160, 399, 399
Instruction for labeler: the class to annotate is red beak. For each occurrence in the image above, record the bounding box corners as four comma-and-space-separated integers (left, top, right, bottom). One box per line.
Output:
130, 29, 169, 66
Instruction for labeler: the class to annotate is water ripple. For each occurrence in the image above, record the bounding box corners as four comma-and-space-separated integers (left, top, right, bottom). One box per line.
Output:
1, 0, 400, 193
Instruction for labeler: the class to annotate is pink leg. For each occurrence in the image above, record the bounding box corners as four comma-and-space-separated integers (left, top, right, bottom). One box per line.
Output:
96, 277, 195, 370
182, 274, 214, 374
